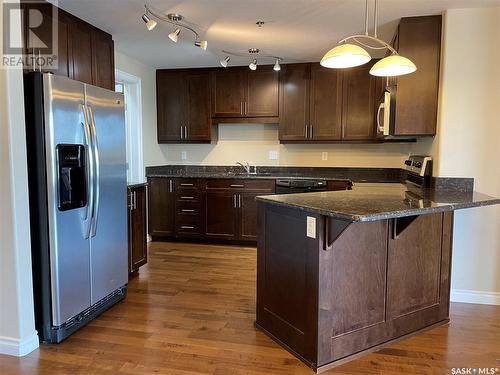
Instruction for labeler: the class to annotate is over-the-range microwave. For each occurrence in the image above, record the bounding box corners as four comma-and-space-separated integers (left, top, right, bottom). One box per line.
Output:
376, 86, 396, 138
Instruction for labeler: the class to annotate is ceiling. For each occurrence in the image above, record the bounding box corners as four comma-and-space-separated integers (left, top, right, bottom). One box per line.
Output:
57, 0, 500, 69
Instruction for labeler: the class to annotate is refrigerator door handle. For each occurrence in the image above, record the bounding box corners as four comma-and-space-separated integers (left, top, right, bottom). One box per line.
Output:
81, 104, 94, 239
87, 105, 100, 237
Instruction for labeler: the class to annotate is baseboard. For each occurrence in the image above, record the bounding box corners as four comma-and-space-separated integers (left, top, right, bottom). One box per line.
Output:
451, 289, 500, 305
0, 332, 39, 357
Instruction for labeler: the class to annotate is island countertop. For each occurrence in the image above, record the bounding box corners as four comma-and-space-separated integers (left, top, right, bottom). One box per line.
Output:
256, 183, 500, 222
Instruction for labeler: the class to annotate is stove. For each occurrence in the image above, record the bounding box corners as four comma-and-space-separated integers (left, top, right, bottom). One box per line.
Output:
404, 155, 432, 188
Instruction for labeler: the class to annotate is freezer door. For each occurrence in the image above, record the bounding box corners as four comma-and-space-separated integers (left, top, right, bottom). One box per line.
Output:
43, 74, 92, 326
85, 84, 128, 304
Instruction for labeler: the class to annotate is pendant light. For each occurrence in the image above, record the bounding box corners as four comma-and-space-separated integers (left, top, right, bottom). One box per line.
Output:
320, 0, 417, 77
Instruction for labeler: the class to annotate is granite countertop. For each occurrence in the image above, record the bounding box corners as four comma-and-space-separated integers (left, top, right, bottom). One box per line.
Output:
145, 165, 403, 183
127, 181, 148, 188
256, 183, 500, 222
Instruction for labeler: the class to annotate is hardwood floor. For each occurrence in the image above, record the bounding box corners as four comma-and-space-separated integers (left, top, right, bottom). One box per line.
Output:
1, 241, 499, 374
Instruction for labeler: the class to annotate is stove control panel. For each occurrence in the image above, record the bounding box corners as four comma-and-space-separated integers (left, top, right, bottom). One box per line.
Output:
404, 155, 432, 177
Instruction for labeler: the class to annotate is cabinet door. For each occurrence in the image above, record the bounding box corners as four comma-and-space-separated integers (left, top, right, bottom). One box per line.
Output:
387, 214, 443, 319
211, 68, 246, 117
157, 71, 184, 142
309, 64, 343, 140
69, 20, 94, 85
185, 71, 211, 141
279, 64, 310, 141
238, 192, 260, 241
341, 62, 377, 140
148, 178, 175, 237
21, 2, 71, 77
245, 68, 279, 117
92, 30, 115, 90
129, 186, 147, 273
205, 191, 238, 240
394, 16, 441, 136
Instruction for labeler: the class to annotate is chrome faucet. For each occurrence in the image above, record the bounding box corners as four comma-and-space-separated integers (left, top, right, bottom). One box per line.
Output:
236, 161, 257, 175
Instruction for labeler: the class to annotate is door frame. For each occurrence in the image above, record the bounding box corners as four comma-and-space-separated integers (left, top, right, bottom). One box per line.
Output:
115, 69, 144, 183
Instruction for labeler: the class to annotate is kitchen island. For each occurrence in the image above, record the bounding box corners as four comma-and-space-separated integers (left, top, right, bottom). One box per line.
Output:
255, 183, 500, 373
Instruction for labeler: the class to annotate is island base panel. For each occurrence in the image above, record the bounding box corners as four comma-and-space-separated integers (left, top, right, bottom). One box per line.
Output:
256, 201, 453, 371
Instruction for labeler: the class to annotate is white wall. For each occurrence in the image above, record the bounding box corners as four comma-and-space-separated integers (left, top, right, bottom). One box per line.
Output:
435, 7, 500, 304
114, 50, 162, 172
0, 0, 39, 356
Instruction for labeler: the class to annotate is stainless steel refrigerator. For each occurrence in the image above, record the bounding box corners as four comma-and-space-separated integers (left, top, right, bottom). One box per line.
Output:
24, 72, 128, 343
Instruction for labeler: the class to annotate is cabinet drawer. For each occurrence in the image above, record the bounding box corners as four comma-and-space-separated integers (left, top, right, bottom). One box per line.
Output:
176, 192, 200, 202
176, 200, 200, 214
205, 179, 275, 192
175, 179, 200, 191
176, 215, 201, 236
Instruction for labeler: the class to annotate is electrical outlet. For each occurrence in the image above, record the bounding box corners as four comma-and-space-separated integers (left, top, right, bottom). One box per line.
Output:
181, 151, 187, 160
306, 216, 316, 238
269, 150, 279, 160
322, 152, 328, 161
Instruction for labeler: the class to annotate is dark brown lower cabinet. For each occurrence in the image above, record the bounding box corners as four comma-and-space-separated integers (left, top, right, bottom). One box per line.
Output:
128, 184, 147, 275
148, 177, 175, 237
205, 191, 239, 240
256, 204, 453, 372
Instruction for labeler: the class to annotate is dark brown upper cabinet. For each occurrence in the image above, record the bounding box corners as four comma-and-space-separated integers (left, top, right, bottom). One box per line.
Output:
279, 64, 310, 141
309, 64, 343, 141
21, 1, 115, 91
156, 69, 213, 143
279, 62, 379, 143
391, 15, 442, 136
211, 66, 279, 119
342, 61, 379, 140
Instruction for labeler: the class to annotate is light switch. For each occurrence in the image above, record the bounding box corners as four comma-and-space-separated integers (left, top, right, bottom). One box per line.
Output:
269, 150, 279, 160
306, 216, 316, 238
181, 151, 187, 160
322, 152, 328, 161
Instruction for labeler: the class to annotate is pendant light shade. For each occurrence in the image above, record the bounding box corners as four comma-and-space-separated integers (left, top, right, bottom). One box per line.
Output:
168, 28, 180, 43
369, 54, 417, 77
320, 43, 371, 69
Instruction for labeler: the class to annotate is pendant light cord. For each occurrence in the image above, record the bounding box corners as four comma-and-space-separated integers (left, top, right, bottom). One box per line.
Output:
364, 0, 369, 35
374, 0, 378, 38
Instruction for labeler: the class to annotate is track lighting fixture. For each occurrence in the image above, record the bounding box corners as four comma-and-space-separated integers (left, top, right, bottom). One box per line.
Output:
142, 5, 207, 51
249, 59, 257, 71
195, 40, 208, 50
273, 59, 281, 71
220, 56, 230, 68
141, 13, 157, 31
168, 28, 180, 43
320, 0, 416, 76
220, 50, 283, 72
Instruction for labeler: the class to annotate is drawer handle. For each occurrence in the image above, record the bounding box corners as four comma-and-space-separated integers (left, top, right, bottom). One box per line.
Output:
230, 184, 244, 188
180, 196, 194, 200
181, 209, 196, 213
180, 226, 194, 229
180, 183, 194, 187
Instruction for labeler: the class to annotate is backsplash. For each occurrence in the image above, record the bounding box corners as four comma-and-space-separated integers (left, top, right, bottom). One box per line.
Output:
147, 124, 434, 168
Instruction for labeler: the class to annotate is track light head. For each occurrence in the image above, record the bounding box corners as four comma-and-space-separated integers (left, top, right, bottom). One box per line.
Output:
168, 28, 181, 43
273, 59, 281, 71
195, 40, 208, 50
249, 59, 257, 71
220, 56, 230, 68
142, 13, 157, 31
